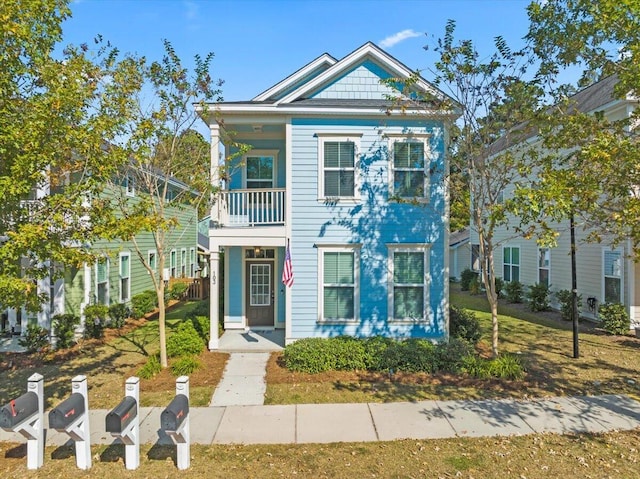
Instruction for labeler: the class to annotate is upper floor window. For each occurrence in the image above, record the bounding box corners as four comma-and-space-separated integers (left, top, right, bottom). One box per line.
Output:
124, 175, 135, 197
318, 135, 360, 200
387, 136, 429, 200
603, 249, 623, 304
148, 250, 157, 272
245, 151, 276, 189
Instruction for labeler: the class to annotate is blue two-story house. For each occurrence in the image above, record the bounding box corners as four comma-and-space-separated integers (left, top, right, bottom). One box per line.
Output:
199, 42, 458, 348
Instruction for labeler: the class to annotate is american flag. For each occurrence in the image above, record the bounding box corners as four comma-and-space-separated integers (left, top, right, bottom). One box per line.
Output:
282, 242, 294, 287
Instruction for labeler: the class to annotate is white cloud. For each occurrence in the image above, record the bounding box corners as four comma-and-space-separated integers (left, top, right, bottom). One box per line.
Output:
379, 29, 422, 48
184, 1, 198, 21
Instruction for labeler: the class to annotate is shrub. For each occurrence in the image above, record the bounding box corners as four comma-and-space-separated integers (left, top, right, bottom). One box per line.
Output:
527, 282, 551, 312
434, 338, 474, 373
171, 355, 201, 376
504, 281, 524, 303
487, 353, 525, 380
494, 277, 504, 299
190, 315, 210, 344
169, 282, 189, 300
108, 303, 130, 328
138, 354, 161, 379
83, 304, 109, 339
599, 303, 630, 335
167, 321, 204, 358
460, 268, 478, 291
52, 313, 80, 349
555, 290, 583, 321
283, 338, 336, 373
131, 290, 158, 319
18, 325, 50, 354
461, 355, 491, 379
469, 276, 482, 295
332, 336, 367, 371
362, 336, 394, 370
449, 306, 482, 345
187, 300, 209, 318
381, 339, 437, 373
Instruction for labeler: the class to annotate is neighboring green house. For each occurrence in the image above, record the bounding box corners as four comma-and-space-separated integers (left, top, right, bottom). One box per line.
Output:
1, 172, 199, 339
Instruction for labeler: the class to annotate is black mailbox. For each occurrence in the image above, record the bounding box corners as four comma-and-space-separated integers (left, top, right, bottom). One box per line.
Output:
0, 391, 38, 429
161, 394, 189, 432
105, 396, 137, 434
48, 393, 85, 431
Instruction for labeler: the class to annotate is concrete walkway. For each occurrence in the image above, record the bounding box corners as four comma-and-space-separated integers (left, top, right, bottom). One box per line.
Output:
1, 394, 639, 446
210, 352, 270, 406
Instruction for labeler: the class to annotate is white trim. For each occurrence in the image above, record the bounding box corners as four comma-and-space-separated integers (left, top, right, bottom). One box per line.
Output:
253, 53, 337, 101
387, 244, 431, 323
95, 255, 109, 305
243, 149, 279, 189
125, 174, 135, 197
242, 247, 277, 328
180, 248, 187, 278
538, 247, 551, 287
317, 245, 361, 323
285, 119, 293, 340
170, 249, 177, 278
602, 247, 624, 304
189, 247, 196, 278
119, 251, 131, 303
317, 135, 361, 202
387, 135, 430, 202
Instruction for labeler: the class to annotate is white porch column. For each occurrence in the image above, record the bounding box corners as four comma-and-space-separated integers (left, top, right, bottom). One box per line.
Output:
210, 123, 221, 225
208, 249, 220, 350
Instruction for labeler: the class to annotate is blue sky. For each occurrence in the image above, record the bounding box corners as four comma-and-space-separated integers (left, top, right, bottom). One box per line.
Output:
63, 0, 533, 101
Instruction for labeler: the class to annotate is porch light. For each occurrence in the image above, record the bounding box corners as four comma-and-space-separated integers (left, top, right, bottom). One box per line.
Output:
254, 246, 261, 255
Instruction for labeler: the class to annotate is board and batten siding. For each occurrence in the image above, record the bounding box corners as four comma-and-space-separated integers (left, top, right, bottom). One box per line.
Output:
288, 117, 448, 340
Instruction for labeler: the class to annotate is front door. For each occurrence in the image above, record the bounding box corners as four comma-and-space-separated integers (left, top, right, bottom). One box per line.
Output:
246, 261, 274, 327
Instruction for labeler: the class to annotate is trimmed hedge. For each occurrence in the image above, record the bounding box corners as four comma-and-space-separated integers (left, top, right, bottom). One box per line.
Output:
599, 302, 630, 335
167, 321, 204, 358
131, 290, 158, 319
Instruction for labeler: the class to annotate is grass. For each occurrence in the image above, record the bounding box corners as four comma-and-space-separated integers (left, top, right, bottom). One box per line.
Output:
0, 300, 228, 409
0, 430, 639, 478
265, 285, 640, 404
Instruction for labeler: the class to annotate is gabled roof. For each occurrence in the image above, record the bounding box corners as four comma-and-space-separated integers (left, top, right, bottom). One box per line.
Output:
449, 228, 470, 247
273, 42, 453, 107
252, 53, 337, 102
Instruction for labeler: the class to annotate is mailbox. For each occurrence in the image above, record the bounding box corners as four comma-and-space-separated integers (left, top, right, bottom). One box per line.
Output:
0, 391, 38, 429
161, 394, 189, 432
105, 396, 137, 434
48, 393, 85, 431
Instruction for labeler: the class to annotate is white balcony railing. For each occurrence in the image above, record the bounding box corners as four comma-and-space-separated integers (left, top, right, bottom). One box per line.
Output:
218, 188, 285, 227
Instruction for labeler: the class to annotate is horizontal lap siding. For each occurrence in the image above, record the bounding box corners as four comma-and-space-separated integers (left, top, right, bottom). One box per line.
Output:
289, 118, 447, 340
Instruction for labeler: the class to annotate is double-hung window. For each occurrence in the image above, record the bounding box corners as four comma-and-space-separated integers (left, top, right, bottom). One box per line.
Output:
180, 249, 187, 278
538, 248, 550, 287
96, 257, 109, 305
389, 246, 430, 321
318, 246, 360, 322
189, 248, 196, 277
170, 250, 177, 278
503, 246, 520, 282
389, 137, 429, 199
318, 135, 360, 200
148, 250, 157, 272
124, 174, 135, 197
119, 252, 131, 302
245, 152, 275, 189
603, 249, 623, 304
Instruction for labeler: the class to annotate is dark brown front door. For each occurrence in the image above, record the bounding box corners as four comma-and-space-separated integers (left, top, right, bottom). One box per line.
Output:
246, 261, 274, 327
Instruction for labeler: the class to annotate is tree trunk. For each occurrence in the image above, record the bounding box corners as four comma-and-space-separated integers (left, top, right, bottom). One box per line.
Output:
157, 280, 168, 368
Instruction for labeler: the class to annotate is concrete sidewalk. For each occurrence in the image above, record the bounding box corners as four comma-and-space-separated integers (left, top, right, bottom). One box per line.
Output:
2, 394, 639, 446
210, 352, 270, 406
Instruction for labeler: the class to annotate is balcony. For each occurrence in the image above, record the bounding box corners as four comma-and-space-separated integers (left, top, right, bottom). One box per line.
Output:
217, 188, 285, 227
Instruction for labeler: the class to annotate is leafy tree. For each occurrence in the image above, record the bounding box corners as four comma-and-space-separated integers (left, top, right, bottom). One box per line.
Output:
0, 0, 143, 313
387, 21, 542, 357
98, 41, 243, 368
521, 0, 640, 255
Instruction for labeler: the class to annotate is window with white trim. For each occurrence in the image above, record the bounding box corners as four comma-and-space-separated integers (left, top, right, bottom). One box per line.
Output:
124, 174, 135, 197
189, 248, 196, 278
170, 249, 177, 278
471, 244, 480, 272
119, 253, 131, 302
503, 246, 520, 282
603, 249, 623, 304
318, 246, 360, 322
96, 256, 109, 305
388, 246, 430, 321
180, 248, 187, 278
318, 136, 360, 199
390, 139, 428, 199
245, 152, 276, 189
538, 248, 550, 287
148, 250, 157, 272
